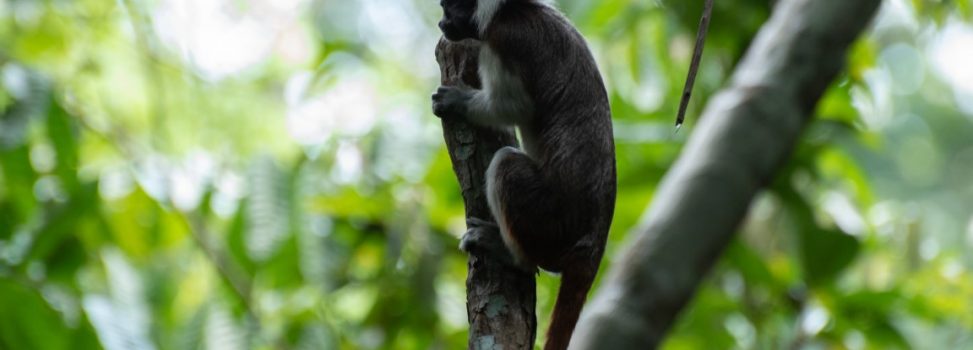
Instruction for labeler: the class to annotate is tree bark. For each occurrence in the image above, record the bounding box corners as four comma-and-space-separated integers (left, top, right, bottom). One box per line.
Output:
434, 38, 537, 350
570, 0, 881, 348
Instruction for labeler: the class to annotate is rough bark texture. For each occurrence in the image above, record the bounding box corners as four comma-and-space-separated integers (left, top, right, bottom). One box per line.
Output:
434, 38, 538, 350
570, 0, 881, 348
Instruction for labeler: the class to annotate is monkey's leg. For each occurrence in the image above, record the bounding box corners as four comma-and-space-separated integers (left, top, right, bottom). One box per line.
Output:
487, 147, 594, 349
485, 147, 568, 269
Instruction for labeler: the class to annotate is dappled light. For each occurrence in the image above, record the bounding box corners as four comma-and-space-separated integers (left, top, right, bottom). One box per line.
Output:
0, 0, 971, 349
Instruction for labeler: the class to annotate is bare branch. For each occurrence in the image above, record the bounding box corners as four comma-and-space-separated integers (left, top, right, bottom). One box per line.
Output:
434, 38, 538, 350
571, 0, 881, 348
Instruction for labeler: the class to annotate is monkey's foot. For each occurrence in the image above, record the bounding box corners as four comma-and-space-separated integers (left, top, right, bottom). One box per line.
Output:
459, 217, 501, 253
460, 217, 533, 272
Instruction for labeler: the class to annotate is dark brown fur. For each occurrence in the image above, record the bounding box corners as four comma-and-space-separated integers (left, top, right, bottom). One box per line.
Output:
434, 1, 616, 349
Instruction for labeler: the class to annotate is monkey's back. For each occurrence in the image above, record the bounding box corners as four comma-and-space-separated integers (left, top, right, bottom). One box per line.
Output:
486, 1, 616, 269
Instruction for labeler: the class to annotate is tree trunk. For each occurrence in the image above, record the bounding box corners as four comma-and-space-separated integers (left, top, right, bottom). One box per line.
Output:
570, 0, 881, 348
434, 38, 538, 350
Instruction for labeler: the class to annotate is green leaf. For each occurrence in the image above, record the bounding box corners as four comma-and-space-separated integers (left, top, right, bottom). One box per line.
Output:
227, 200, 257, 276
262, 235, 303, 288
800, 227, 860, 287
0, 201, 17, 240
816, 81, 862, 126
863, 319, 910, 349
0, 144, 39, 223
44, 235, 88, 285
817, 147, 875, 207
45, 96, 81, 192
827, 289, 908, 348
101, 187, 169, 259
775, 182, 861, 287
25, 182, 99, 264
725, 239, 778, 288
0, 279, 72, 350
841, 289, 901, 315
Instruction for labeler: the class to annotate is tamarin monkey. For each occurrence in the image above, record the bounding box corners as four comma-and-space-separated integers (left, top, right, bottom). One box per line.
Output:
432, 0, 616, 349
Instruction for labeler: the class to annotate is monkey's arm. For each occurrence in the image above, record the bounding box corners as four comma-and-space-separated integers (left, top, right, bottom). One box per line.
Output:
432, 85, 533, 127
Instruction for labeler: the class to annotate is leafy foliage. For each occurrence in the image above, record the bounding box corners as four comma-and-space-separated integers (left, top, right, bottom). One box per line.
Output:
0, 0, 971, 349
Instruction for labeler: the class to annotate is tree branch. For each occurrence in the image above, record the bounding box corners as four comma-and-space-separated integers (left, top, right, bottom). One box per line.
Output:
570, 0, 881, 348
434, 38, 537, 350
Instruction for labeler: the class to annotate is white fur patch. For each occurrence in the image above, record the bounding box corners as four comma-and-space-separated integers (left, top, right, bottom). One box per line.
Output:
473, 0, 504, 35
485, 146, 529, 264
466, 46, 533, 127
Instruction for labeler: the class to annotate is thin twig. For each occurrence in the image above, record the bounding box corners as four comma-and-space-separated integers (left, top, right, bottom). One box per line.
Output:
675, 0, 715, 127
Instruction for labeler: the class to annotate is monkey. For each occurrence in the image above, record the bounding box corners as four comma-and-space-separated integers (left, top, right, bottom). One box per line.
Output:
432, 0, 616, 349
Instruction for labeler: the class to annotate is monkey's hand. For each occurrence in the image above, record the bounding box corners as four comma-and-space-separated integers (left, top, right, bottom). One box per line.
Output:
432, 85, 472, 119
460, 217, 535, 273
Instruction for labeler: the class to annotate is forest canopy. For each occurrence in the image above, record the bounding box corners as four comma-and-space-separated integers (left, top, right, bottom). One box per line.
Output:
0, 0, 972, 349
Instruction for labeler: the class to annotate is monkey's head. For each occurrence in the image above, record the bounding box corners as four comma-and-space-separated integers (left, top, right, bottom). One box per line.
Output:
439, 0, 479, 41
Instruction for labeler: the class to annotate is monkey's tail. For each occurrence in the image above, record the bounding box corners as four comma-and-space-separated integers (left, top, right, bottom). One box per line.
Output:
543, 266, 596, 350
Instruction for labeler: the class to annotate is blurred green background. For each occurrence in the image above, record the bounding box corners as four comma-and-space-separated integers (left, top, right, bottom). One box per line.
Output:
1, 0, 972, 349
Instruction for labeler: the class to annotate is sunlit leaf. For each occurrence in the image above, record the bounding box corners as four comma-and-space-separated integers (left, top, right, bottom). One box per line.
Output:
84, 295, 154, 350
0, 0, 969, 349
175, 307, 207, 350
245, 156, 292, 263
83, 249, 155, 350
818, 147, 875, 207
0, 65, 48, 150
204, 305, 247, 350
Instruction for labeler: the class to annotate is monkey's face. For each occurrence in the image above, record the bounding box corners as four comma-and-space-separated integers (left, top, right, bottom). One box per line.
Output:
439, 0, 478, 41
